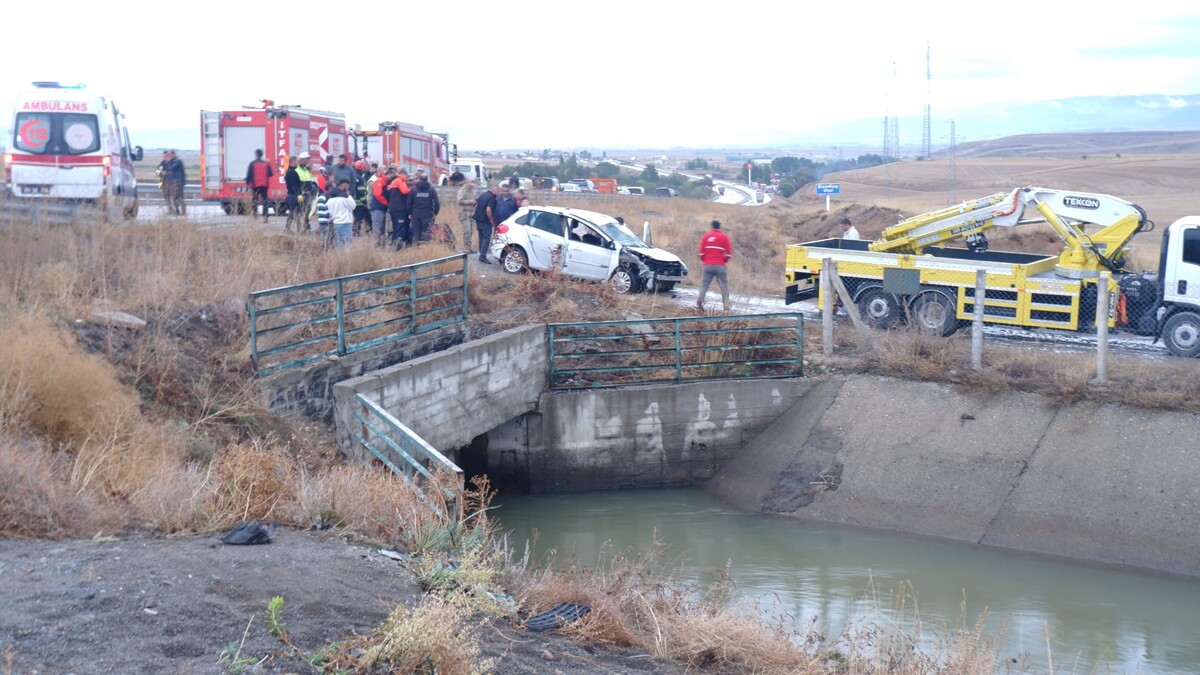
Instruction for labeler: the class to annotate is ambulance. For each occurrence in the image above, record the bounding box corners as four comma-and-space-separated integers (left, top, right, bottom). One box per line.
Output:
200, 101, 350, 214
5, 82, 144, 219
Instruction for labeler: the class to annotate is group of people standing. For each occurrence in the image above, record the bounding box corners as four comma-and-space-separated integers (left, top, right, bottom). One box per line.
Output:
261, 152, 440, 251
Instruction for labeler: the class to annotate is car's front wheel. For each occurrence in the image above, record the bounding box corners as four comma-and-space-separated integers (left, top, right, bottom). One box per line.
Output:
500, 246, 529, 274
609, 265, 639, 294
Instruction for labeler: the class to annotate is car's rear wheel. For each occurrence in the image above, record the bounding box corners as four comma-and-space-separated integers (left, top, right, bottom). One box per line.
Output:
500, 246, 529, 274
609, 265, 639, 294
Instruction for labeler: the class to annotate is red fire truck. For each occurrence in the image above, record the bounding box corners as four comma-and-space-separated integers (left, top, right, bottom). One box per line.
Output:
354, 121, 451, 185
199, 101, 350, 214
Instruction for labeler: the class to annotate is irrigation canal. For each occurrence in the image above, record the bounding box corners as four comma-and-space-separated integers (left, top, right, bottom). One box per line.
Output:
494, 487, 1200, 674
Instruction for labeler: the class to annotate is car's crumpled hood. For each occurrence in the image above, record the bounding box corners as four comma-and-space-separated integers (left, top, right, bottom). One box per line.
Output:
624, 246, 683, 263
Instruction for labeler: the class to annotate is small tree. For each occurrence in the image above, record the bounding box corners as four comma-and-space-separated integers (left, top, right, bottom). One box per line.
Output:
641, 165, 659, 181
594, 162, 620, 179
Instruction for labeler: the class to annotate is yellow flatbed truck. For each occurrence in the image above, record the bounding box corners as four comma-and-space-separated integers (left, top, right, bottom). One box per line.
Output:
784, 187, 1200, 357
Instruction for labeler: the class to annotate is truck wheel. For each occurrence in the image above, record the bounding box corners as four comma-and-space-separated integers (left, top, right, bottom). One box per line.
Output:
500, 246, 529, 274
221, 202, 234, 215
609, 265, 639, 294
1162, 311, 1200, 358
856, 287, 903, 329
911, 291, 959, 336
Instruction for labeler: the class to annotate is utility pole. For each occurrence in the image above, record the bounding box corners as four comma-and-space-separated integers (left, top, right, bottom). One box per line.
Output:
922, 41, 932, 160
948, 119, 957, 204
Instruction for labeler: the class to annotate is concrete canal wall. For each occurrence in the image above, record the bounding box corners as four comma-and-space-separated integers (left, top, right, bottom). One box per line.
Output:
318, 321, 1200, 577
709, 374, 1200, 577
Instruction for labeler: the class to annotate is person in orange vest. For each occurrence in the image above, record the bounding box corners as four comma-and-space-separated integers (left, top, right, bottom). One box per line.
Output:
368, 165, 394, 247
696, 219, 733, 312
244, 149, 275, 223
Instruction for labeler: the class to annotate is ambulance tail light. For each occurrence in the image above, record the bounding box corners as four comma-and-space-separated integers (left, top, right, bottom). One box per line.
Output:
102, 155, 111, 177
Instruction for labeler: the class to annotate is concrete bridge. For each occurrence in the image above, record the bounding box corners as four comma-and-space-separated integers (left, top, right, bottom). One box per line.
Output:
258, 322, 1200, 578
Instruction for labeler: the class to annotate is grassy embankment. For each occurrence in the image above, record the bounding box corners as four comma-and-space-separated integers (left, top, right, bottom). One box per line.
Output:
2, 171, 1195, 670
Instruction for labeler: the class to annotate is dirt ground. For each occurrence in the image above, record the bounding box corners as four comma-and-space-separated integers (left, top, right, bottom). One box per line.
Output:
0, 528, 685, 675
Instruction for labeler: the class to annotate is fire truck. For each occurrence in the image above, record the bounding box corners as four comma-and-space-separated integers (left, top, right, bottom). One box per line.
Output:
353, 121, 451, 185
199, 101, 350, 214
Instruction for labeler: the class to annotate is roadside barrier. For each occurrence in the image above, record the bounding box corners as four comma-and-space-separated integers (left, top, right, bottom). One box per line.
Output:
353, 392, 462, 515
248, 254, 469, 376
547, 312, 805, 389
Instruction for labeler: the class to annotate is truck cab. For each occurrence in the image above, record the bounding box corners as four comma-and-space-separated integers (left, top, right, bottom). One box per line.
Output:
449, 158, 488, 186
1154, 217, 1200, 356
6, 82, 143, 219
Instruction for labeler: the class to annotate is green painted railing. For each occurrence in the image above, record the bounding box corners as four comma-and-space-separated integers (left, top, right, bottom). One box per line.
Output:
547, 312, 804, 389
248, 254, 469, 376
354, 393, 463, 515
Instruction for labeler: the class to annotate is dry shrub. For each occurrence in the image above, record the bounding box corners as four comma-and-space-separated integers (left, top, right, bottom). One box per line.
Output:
294, 464, 434, 543
862, 328, 960, 381
0, 314, 141, 448
0, 313, 186, 503
335, 594, 495, 675
206, 441, 298, 526
0, 435, 115, 538
131, 462, 212, 534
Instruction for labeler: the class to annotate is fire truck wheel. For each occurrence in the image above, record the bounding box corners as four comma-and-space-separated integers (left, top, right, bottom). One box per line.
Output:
911, 290, 958, 336
855, 287, 903, 329
221, 202, 234, 216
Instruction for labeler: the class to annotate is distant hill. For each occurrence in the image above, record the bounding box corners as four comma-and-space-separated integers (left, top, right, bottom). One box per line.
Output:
792, 93, 1200, 151
935, 130, 1200, 158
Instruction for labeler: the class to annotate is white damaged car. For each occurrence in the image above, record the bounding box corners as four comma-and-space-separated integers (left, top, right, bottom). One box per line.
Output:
489, 206, 688, 293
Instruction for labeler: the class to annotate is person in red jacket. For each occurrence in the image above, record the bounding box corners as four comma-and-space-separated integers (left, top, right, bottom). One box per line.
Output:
697, 219, 732, 312
244, 149, 275, 223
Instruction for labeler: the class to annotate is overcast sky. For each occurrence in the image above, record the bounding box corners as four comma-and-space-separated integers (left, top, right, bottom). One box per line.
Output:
3, 1, 1198, 151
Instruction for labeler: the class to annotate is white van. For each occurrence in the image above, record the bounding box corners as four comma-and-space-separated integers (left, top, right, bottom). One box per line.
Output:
5, 82, 144, 219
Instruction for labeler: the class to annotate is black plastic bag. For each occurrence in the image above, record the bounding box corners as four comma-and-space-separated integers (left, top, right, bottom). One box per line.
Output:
220, 519, 277, 545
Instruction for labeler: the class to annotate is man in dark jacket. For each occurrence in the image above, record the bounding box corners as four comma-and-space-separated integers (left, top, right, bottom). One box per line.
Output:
386, 169, 411, 248
492, 184, 518, 224
330, 154, 358, 200
283, 155, 303, 233
245, 149, 275, 223
160, 150, 187, 215
472, 183, 499, 264
407, 175, 440, 243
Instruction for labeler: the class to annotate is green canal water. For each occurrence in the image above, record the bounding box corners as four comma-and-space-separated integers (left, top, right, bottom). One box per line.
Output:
493, 487, 1200, 674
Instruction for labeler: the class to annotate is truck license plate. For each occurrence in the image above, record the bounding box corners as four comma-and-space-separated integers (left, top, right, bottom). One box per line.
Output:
20, 185, 51, 195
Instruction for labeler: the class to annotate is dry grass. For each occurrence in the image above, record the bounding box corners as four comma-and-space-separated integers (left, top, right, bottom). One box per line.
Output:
336, 593, 496, 675
834, 325, 1200, 412
508, 542, 998, 674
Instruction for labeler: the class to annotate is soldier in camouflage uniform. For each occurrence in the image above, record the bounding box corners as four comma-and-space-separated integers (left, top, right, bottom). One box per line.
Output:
455, 180, 478, 253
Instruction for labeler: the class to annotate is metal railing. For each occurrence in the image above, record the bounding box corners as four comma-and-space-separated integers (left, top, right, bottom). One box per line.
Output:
0, 198, 93, 225
249, 254, 469, 376
354, 393, 462, 515
547, 313, 805, 389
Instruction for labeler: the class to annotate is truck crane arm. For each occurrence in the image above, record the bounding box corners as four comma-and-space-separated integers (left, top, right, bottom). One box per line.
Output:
868, 186, 1151, 275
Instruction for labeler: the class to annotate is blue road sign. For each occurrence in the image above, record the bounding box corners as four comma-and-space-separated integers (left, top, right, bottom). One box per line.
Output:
816, 183, 841, 195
